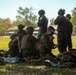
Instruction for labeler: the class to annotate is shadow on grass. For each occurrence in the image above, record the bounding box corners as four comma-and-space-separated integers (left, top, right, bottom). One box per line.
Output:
0, 62, 76, 75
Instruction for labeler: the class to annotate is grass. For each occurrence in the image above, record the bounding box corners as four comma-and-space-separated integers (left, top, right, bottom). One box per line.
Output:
52, 36, 76, 55
0, 36, 10, 50
0, 36, 76, 75
0, 36, 76, 55
0, 63, 76, 75
72, 36, 76, 47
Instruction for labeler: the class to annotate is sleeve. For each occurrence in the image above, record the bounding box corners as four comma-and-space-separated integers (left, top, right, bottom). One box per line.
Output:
9, 40, 18, 49
41, 35, 54, 50
41, 35, 56, 58
70, 22, 73, 34
29, 36, 36, 47
54, 16, 62, 25
37, 16, 47, 27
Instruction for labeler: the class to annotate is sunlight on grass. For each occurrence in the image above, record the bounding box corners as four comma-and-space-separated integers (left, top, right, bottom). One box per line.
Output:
52, 36, 76, 55
0, 36, 10, 50
72, 36, 76, 48
0, 36, 76, 75
26, 65, 46, 69
0, 36, 76, 55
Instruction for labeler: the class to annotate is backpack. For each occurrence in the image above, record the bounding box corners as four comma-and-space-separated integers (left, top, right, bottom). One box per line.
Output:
21, 35, 30, 50
61, 62, 76, 68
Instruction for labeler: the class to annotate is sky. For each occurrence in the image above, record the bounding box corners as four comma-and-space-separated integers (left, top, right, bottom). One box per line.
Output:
0, 0, 76, 21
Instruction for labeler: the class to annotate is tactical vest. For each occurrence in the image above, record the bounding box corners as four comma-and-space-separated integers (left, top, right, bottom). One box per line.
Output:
21, 35, 32, 50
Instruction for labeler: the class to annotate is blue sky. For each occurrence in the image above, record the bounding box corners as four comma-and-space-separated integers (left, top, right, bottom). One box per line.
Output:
0, 0, 76, 21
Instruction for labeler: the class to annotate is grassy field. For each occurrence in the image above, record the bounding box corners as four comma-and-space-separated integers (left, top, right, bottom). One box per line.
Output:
0, 36, 76, 55
0, 36, 10, 50
52, 36, 76, 55
0, 36, 76, 75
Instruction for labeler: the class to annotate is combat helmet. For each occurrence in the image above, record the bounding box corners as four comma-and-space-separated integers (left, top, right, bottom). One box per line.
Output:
47, 26, 55, 31
58, 9, 65, 16
66, 14, 71, 19
38, 9, 45, 15
26, 26, 34, 34
17, 24, 25, 29
10, 34, 17, 40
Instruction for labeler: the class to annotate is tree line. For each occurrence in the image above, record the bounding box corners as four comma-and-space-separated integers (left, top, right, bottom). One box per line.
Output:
0, 7, 76, 36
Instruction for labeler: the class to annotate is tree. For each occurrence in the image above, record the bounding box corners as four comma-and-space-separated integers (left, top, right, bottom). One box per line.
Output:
71, 7, 76, 34
50, 18, 55, 25
16, 7, 37, 27
0, 18, 4, 35
0, 18, 12, 36
12, 19, 23, 26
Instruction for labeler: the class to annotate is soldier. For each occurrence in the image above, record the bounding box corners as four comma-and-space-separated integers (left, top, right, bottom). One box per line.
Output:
37, 9, 48, 39
16, 24, 26, 57
44, 50, 76, 68
54, 9, 69, 53
7, 34, 19, 57
38, 26, 58, 60
66, 14, 73, 50
16, 24, 26, 43
21, 26, 39, 58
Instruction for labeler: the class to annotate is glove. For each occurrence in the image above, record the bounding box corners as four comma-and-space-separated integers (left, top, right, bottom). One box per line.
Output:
54, 43, 60, 48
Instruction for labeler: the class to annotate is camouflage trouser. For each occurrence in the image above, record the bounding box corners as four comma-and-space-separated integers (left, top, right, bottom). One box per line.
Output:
57, 32, 67, 53
22, 49, 32, 58
67, 36, 72, 50
22, 49, 40, 58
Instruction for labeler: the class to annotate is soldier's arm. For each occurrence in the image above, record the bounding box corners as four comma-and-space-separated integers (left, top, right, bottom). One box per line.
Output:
42, 35, 56, 58
9, 39, 18, 49
29, 36, 36, 47
42, 35, 52, 50
37, 16, 47, 26
54, 16, 62, 25
71, 22, 73, 34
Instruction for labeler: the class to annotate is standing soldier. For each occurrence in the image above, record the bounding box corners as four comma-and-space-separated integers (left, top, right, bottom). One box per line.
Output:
54, 9, 68, 53
37, 9, 48, 39
66, 14, 73, 50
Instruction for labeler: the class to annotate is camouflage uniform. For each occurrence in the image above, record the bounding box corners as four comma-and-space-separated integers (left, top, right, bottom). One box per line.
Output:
21, 26, 38, 58
44, 49, 76, 68
54, 9, 69, 53
37, 10, 48, 39
38, 33, 56, 59
8, 34, 19, 57
16, 24, 26, 43
16, 24, 26, 57
66, 14, 73, 50
59, 50, 76, 68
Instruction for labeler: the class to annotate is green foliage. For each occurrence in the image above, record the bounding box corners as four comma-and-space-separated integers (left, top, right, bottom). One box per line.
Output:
0, 18, 12, 36
0, 36, 10, 50
0, 7, 38, 36
16, 7, 37, 27
71, 7, 76, 33
50, 18, 55, 25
